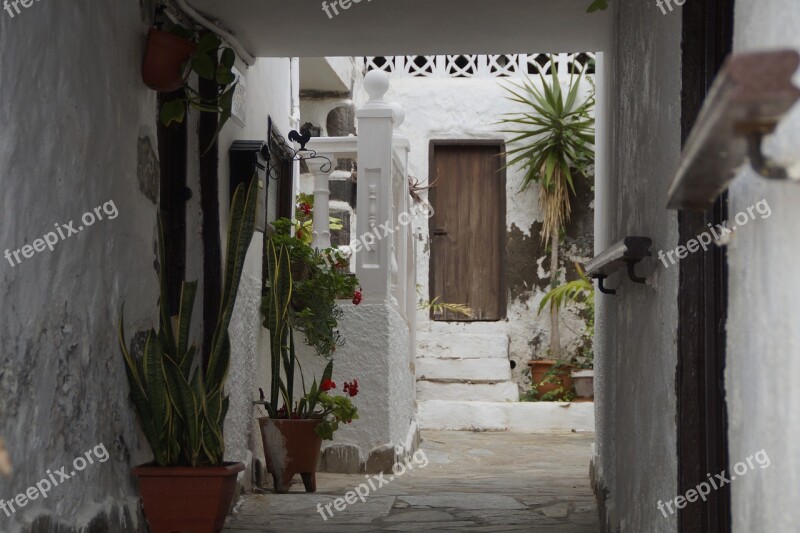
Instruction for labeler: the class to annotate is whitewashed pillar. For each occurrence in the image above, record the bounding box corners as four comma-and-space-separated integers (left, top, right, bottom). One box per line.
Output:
307, 155, 335, 250
356, 71, 395, 303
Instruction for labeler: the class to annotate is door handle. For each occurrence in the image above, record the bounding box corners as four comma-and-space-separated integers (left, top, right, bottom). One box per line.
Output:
433, 228, 448, 236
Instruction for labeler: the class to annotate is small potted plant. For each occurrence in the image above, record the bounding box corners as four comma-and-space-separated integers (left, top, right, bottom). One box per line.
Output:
529, 263, 595, 400
256, 229, 361, 493
142, 21, 238, 151
118, 179, 257, 532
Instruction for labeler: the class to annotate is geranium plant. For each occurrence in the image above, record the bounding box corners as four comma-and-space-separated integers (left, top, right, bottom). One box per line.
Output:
291, 193, 344, 245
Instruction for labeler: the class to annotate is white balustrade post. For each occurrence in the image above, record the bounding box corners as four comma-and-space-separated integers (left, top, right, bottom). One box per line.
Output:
356, 71, 395, 303
307, 155, 335, 250
389, 101, 410, 319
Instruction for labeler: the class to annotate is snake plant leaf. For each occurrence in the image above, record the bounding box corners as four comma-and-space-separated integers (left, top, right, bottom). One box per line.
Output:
265, 239, 293, 409
221, 395, 230, 421
143, 330, 169, 455
207, 178, 257, 391
163, 358, 200, 466
157, 218, 176, 352
176, 281, 198, 361
321, 360, 334, 384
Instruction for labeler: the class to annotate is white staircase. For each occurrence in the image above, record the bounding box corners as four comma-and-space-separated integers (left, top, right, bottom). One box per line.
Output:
416, 332, 519, 404
415, 332, 595, 433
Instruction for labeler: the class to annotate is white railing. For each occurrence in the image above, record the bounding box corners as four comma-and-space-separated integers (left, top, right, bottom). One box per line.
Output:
303, 71, 415, 331
365, 53, 596, 79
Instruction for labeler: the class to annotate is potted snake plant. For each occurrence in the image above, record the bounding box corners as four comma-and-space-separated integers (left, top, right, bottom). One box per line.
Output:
118, 178, 257, 532
256, 235, 360, 494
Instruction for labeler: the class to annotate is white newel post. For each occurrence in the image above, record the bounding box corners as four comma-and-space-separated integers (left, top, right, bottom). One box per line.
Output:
307, 155, 335, 250
356, 71, 395, 303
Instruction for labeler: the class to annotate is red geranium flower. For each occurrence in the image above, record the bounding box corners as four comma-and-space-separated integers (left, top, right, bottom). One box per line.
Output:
321, 379, 336, 392
343, 379, 359, 397
300, 202, 312, 215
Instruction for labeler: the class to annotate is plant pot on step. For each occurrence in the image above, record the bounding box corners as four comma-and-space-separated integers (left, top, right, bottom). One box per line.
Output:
528, 359, 574, 399
259, 417, 322, 493
142, 28, 196, 92
133, 462, 244, 533
571, 369, 595, 399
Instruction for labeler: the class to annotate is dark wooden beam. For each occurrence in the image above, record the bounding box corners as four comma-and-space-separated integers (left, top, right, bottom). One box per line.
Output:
199, 76, 222, 365
157, 90, 188, 316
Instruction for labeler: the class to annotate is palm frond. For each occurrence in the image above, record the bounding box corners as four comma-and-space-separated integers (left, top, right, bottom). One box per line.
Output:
498, 55, 596, 243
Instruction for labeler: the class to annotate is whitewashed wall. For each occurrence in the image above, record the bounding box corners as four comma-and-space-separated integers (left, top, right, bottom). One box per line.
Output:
379, 70, 596, 390
0, 2, 295, 530
217, 57, 295, 492
0, 2, 159, 531
728, 2, 800, 531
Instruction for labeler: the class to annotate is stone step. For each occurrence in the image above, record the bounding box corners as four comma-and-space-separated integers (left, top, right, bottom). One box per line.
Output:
418, 400, 595, 433
417, 332, 509, 360
417, 381, 520, 402
416, 358, 512, 382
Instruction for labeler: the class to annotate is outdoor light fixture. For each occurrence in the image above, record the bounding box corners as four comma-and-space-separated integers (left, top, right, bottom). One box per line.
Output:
585, 237, 653, 295
666, 50, 800, 211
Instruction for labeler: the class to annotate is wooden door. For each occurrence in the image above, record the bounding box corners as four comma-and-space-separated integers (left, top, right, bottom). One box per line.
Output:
429, 142, 506, 321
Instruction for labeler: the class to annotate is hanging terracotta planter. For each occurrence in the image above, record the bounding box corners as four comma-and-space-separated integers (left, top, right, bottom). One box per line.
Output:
142, 28, 196, 92
259, 417, 322, 493
133, 462, 244, 533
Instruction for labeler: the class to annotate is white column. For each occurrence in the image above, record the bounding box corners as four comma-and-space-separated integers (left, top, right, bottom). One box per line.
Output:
356, 71, 395, 303
307, 155, 335, 250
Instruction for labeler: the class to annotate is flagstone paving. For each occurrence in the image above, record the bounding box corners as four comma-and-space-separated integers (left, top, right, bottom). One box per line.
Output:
224, 430, 599, 532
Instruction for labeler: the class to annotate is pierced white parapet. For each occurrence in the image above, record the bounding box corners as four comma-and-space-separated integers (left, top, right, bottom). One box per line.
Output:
365, 53, 597, 79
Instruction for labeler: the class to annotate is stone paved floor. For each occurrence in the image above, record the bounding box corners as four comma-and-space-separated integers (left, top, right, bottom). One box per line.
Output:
224, 431, 599, 532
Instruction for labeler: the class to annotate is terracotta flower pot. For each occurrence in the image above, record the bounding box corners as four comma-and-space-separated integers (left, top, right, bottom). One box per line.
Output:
133, 462, 244, 533
142, 28, 196, 92
259, 417, 322, 493
528, 359, 574, 399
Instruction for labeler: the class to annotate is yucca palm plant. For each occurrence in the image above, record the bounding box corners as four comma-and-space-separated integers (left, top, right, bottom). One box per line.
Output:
118, 178, 258, 467
538, 263, 595, 327
499, 56, 595, 357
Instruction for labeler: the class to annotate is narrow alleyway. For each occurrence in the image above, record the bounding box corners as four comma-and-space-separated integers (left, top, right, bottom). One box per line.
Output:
224, 431, 599, 532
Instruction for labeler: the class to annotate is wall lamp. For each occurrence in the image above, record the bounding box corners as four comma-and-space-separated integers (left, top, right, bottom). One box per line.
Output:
666, 50, 800, 211
585, 237, 653, 295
